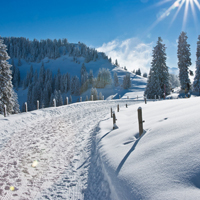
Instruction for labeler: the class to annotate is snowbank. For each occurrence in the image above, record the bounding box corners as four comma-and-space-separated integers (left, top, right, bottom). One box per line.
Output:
98, 97, 200, 200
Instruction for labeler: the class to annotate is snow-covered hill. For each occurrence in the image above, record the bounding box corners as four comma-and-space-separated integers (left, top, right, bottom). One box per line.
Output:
10, 55, 147, 109
98, 97, 200, 200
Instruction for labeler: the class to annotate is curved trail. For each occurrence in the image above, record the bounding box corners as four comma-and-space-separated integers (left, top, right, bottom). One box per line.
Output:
0, 100, 142, 200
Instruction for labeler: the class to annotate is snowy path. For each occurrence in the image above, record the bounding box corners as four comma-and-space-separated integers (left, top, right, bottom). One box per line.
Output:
0, 100, 142, 200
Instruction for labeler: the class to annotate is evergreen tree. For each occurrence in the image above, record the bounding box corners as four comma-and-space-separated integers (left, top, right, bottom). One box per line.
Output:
143, 72, 147, 78
90, 88, 98, 100
80, 63, 88, 86
0, 38, 19, 114
12, 91, 20, 114
136, 68, 141, 76
57, 90, 63, 106
114, 72, 119, 86
88, 70, 94, 86
99, 92, 103, 100
115, 59, 119, 67
123, 73, 131, 89
193, 35, 200, 94
69, 95, 72, 103
145, 37, 170, 98
177, 32, 191, 91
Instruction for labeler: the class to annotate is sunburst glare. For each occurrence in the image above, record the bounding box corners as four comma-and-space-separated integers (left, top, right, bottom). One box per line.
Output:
149, 0, 200, 32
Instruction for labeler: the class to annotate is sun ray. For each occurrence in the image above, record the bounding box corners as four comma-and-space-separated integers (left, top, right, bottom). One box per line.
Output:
190, 0, 198, 26
182, 0, 190, 30
170, 0, 185, 26
194, 0, 200, 10
154, 0, 174, 7
144, 0, 200, 39
148, 1, 182, 32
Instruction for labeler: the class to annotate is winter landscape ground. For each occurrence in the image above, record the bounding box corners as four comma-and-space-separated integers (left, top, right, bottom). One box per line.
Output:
1, 82, 200, 200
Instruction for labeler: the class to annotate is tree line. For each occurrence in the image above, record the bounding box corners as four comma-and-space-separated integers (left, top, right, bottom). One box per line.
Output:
145, 32, 200, 98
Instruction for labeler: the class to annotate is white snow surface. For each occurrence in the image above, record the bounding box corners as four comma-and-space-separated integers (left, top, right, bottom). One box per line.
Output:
0, 99, 140, 200
1, 84, 200, 199
98, 97, 200, 200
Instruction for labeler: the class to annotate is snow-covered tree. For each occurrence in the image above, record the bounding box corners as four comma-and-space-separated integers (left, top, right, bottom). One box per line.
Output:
177, 32, 191, 91
123, 73, 131, 89
143, 72, 147, 78
193, 35, 200, 94
145, 37, 170, 98
114, 72, 119, 86
0, 38, 19, 115
136, 68, 141, 76
115, 59, 119, 67
80, 63, 88, 86
88, 70, 94, 86
57, 90, 63, 106
90, 88, 98, 100
96, 68, 112, 88
99, 92, 103, 100
69, 95, 72, 103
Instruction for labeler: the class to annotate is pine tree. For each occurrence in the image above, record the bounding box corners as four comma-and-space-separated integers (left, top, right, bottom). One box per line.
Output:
123, 73, 131, 89
91, 88, 98, 100
57, 90, 63, 106
114, 72, 119, 86
99, 92, 103, 100
0, 38, 19, 114
193, 35, 200, 94
115, 59, 119, 67
177, 32, 191, 91
69, 95, 72, 103
145, 37, 170, 98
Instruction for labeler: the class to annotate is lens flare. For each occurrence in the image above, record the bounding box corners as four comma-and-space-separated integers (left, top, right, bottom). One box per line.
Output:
148, 0, 200, 33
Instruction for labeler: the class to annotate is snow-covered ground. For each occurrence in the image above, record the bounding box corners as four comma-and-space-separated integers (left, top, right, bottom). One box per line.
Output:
1, 78, 200, 200
98, 97, 200, 200
0, 99, 141, 200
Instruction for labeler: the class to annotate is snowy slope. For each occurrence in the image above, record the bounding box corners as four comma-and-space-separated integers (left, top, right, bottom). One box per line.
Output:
0, 99, 141, 200
11, 55, 147, 109
98, 97, 200, 200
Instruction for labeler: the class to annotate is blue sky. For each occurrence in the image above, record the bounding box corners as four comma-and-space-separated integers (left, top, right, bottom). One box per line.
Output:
1, 0, 200, 73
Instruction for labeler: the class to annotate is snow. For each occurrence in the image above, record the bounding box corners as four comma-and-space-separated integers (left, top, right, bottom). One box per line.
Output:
1, 55, 199, 199
0, 99, 140, 199
98, 97, 200, 200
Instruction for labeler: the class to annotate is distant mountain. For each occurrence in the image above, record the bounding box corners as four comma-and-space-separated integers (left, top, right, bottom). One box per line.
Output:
169, 67, 179, 75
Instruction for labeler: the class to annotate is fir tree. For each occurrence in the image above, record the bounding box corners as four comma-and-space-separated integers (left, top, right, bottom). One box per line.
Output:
145, 37, 170, 98
177, 32, 191, 91
123, 73, 131, 89
193, 35, 200, 94
0, 38, 19, 114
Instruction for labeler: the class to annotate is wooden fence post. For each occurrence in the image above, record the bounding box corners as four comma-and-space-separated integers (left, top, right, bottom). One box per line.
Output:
145, 97, 147, 104
4, 105, 7, 117
66, 97, 68, 105
53, 99, 56, 107
111, 108, 113, 118
91, 95, 93, 101
117, 104, 119, 112
138, 107, 144, 136
155, 95, 156, 101
25, 102, 28, 112
37, 100, 39, 110
159, 96, 160, 100
126, 104, 128, 108
113, 111, 117, 129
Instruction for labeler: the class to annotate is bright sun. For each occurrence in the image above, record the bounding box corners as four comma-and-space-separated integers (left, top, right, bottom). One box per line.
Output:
150, 0, 200, 31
